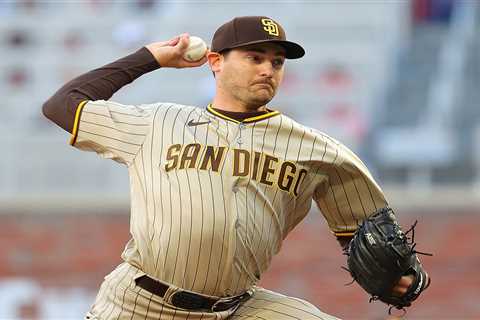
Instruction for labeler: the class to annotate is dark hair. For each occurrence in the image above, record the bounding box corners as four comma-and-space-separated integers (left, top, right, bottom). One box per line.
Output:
218, 49, 231, 60
211, 49, 232, 78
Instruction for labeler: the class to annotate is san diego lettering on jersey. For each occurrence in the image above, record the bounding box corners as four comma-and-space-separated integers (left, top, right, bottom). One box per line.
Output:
165, 143, 308, 196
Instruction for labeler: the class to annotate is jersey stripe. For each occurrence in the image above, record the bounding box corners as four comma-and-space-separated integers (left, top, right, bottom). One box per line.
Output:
80, 120, 147, 136
190, 112, 207, 291
334, 232, 355, 236
243, 111, 280, 123
152, 105, 174, 271
207, 105, 241, 123
78, 129, 142, 147
161, 108, 183, 276
81, 111, 150, 125
69, 100, 88, 145
206, 104, 280, 124
213, 117, 231, 294
180, 108, 197, 290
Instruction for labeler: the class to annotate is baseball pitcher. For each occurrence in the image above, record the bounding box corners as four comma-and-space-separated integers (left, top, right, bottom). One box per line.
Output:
43, 16, 430, 320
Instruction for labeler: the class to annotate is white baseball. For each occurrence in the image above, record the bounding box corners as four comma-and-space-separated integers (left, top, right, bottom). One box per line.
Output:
183, 36, 207, 62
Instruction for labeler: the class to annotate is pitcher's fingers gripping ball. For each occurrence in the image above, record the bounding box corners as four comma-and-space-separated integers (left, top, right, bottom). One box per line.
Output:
183, 36, 207, 61
344, 207, 432, 313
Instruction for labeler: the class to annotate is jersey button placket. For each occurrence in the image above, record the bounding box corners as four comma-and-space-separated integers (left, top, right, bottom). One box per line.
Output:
237, 122, 245, 146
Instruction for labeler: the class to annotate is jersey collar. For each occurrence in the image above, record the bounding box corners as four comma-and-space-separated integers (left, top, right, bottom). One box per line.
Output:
206, 104, 280, 124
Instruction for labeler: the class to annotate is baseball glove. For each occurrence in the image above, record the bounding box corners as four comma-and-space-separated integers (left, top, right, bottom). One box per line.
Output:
344, 207, 431, 311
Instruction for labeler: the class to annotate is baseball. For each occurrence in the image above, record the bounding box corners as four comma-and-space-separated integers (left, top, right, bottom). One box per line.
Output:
183, 36, 207, 62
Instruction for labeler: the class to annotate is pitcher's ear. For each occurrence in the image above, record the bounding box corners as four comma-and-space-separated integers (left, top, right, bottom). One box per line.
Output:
207, 51, 223, 74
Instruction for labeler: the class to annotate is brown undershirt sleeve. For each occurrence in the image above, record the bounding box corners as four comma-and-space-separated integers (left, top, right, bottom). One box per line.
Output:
42, 47, 160, 133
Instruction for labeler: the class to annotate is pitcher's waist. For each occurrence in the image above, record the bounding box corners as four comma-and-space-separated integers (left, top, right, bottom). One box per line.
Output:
135, 274, 253, 312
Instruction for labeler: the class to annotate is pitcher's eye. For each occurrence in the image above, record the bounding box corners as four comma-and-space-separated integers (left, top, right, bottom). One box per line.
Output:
272, 58, 285, 68
247, 55, 262, 63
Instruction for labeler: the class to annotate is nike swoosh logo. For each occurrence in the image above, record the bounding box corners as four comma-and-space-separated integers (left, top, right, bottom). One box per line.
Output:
188, 119, 211, 126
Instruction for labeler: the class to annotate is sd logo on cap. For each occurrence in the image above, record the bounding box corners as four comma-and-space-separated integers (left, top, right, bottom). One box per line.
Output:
211, 16, 305, 59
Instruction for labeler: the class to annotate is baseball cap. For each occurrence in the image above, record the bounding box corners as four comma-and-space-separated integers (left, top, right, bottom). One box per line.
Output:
211, 16, 305, 59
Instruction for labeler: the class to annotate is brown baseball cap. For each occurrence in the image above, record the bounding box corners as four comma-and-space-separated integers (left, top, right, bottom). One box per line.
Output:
211, 16, 305, 59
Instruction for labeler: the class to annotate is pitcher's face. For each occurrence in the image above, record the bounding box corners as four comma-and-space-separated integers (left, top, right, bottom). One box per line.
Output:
215, 43, 286, 110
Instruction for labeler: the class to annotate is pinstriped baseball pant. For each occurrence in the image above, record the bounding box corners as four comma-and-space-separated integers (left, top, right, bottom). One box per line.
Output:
85, 262, 340, 320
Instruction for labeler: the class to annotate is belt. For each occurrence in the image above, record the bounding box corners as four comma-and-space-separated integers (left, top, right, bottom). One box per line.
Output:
135, 275, 251, 312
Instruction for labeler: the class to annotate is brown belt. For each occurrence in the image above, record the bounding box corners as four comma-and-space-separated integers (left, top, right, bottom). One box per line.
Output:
135, 275, 251, 312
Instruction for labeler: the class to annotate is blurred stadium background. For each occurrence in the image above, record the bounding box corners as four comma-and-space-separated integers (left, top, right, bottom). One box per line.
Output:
1, 0, 479, 319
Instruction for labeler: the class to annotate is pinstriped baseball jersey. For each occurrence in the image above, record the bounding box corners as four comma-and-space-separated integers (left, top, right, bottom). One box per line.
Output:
71, 99, 388, 298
